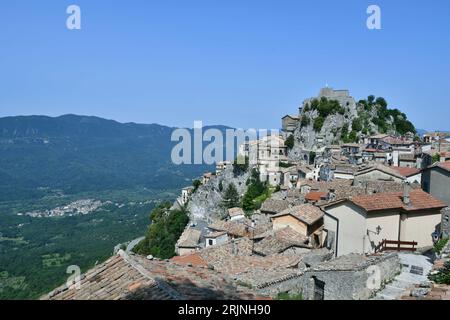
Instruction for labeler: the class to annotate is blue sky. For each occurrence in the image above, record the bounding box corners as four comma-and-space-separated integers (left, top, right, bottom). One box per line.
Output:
0, 0, 449, 130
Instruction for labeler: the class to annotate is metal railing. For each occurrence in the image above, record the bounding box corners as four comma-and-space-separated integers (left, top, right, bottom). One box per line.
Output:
374, 239, 418, 253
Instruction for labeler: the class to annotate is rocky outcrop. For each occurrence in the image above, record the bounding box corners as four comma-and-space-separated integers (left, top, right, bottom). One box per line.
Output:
187, 168, 249, 222
287, 87, 414, 160
289, 88, 358, 153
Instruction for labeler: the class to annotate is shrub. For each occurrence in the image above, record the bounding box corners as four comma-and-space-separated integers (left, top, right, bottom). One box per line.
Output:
341, 124, 349, 136
429, 261, 450, 285
279, 162, 295, 168
300, 116, 310, 127
285, 135, 295, 149
134, 204, 189, 259
434, 238, 449, 254
242, 169, 268, 212
313, 117, 325, 132
192, 180, 202, 192
309, 151, 316, 165
233, 155, 249, 176
375, 97, 388, 109
222, 183, 240, 209
352, 118, 363, 132
310, 99, 319, 110
432, 154, 440, 164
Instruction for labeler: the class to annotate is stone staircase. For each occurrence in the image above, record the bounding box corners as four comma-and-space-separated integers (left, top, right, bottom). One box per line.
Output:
373, 253, 433, 300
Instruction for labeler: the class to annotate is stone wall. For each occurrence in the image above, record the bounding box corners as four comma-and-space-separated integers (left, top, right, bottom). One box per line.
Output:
423, 168, 450, 206
301, 253, 400, 300
256, 274, 305, 297
442, 208, 450, 238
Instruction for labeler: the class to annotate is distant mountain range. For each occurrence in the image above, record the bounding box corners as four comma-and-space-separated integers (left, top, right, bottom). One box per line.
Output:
0, 115, 230, 202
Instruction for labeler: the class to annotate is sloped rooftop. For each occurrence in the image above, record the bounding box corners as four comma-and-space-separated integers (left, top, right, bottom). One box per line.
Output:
260, 198, 291, 214
253, 227, 310, 256
272, 204, 324, 225
351, 190, 446, 213
43, 251, 258, 300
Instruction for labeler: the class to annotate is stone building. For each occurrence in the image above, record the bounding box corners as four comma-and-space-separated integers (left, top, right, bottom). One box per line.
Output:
260, 198, 291, 215
180, 186, 194, 206
175, 228, 201, 256
422, 161, 450, 206
228, 207, 245, 221
205, 231, 229, 247
281, 115, 299, 134
323, 188, 446, 257
238, 134, 288, 186
390, 166, 422, 184
271, 204, 324, 247
301, 253, 400, 300
353, 164, 406, 184
215, 161, 232, 176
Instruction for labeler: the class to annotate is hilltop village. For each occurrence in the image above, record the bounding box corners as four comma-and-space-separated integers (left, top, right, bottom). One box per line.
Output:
45, 88, 450, 301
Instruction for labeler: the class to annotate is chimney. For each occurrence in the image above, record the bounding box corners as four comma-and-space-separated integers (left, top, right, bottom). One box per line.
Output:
328, 188, 336, 201
403, 180, 411, 206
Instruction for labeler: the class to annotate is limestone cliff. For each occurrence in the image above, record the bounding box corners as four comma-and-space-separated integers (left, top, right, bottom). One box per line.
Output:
187, 168, 249, 222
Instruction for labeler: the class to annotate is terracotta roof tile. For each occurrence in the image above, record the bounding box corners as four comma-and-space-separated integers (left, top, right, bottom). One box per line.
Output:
228, 207, 245, 217
205, 231, 227, 238
176, 228, 201, 248
305, 191, 328, 202
272, 204, 324, 225
260, 198, 290, 214
253, 227, 310, 256
437, 161, 450, 171
171, 253, 208, 268
351, 190, 446, 213
43, 251, 259, 300
355, 164, 406, 179
391, 166, 421, 177
208, 219, 271, 238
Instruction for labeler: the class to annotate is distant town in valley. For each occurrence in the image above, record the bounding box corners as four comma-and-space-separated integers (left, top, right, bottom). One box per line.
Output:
41, 88, 450, 301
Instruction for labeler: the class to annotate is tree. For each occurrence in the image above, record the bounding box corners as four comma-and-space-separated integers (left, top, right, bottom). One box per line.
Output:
193, 179, 202, 192
233, 155, 249, 176
352, 118, 363, 132
432, 154, 440, 164
300, 116, 310, 127
341, 123, 349, 136
285, 134, 295, 149
375, 97, 388, 109
309, 151, 316, 165
313, 117, 325, 132
242, 169, 268, 211
368, 95, 375, 105
134, 204, 189, 259
348, 131, 358, 143
222, 183, 240, 209
218, 180, 224, 192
